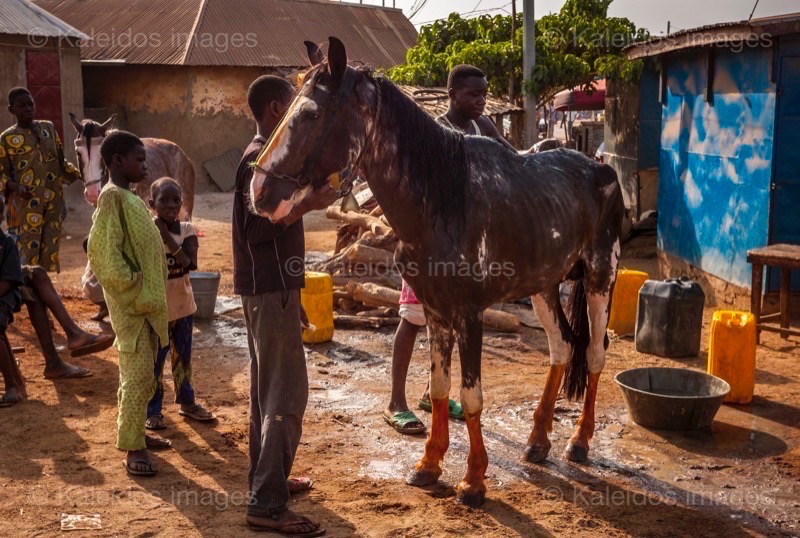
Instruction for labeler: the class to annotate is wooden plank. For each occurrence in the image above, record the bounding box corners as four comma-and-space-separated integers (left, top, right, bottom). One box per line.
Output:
756, 324, 800, 338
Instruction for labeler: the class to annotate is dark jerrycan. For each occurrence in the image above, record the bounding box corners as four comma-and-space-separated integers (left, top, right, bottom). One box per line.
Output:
635, 277, 705, 358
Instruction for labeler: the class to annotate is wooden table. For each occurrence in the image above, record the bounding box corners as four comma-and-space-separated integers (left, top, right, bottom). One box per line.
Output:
747, 243, 800, 343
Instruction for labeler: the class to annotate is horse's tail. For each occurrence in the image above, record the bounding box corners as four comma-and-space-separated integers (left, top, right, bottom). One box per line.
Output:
562, 272, 590, 401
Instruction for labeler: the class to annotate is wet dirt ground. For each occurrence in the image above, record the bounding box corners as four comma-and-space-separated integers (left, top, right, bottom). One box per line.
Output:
0, 193, 798, 537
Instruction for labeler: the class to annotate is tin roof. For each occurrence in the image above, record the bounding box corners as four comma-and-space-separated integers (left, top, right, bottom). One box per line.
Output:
398, 86, 523, 117
33, 0, 416, 68
0, 0, 85, 40
626, 11, 800, 59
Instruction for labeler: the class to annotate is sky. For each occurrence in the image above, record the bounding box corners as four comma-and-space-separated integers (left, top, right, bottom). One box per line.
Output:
369, 0, 798, 35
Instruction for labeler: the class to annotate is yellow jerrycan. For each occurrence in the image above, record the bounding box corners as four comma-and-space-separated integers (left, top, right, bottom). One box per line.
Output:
707, 310, 756, 404
608, 269, 649, 336
300, 272, 334, 344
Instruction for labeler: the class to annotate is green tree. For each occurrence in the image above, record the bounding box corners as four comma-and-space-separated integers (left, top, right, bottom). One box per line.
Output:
387, 0, 649, 108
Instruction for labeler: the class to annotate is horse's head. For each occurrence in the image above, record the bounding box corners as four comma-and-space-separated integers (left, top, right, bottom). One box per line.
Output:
69, 113, 115, 206
250, 37, 377, 221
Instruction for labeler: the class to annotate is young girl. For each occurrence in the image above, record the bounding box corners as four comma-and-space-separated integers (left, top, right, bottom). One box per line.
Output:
88, 131, 170, 476
145, 177, 213, 430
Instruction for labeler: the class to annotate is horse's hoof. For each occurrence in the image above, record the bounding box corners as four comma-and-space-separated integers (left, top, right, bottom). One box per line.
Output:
406, 469, 440, 487
565, 443, 589, 462
522, 443, 551, 463
456, 486, 486, 508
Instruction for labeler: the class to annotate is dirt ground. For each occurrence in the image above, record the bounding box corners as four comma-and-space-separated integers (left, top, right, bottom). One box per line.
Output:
1, 193, 798, 537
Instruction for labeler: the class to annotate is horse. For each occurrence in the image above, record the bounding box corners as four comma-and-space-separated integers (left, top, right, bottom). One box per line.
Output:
68, 113, 196, 220
249, 37, 624, 508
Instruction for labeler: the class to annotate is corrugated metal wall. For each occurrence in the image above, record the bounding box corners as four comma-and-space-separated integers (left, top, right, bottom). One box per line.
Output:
658, 46, 776, 287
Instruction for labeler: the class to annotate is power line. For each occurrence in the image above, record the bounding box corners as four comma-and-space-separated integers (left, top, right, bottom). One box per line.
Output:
408, 0, 429, 19
748, 0, 760, 22
415, 2, 513, 26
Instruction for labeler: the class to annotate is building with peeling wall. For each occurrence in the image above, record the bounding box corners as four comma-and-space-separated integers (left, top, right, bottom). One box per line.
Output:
33, 0, 417, 191
0, 0, 86, 163
626, 13, 800, 304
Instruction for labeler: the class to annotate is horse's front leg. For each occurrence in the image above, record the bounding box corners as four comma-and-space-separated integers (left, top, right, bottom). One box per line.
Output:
407, 315, 454, 487
455, 313, 488, 507
524, 288, 570, 463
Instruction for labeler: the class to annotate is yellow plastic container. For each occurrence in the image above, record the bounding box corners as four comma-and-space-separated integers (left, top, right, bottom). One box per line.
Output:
608, 269, 649, 336
300, 271, 334, 344
707, 310, 756, 404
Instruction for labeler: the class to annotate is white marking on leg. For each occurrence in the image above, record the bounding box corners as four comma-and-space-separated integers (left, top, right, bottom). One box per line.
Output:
531, 294, 571, 366
586, 291, 612, 373
428, 327, 452, 400
460, 380, 483, 416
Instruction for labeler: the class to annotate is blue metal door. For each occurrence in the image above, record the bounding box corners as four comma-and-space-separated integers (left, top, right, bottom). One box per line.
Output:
770, 36, 800, 290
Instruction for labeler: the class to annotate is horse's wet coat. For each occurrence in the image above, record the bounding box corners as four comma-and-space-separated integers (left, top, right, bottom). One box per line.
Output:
250, 38, 624, 507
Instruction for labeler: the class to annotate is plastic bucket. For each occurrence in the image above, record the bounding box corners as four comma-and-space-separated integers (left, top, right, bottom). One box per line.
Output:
189, 272, 221, 319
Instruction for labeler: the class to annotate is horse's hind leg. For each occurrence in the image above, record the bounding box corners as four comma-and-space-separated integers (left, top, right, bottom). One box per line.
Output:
523, 286, 571, 463
455, 313, 487, 507
565, 241, 620, 462
407, 315, 455, 487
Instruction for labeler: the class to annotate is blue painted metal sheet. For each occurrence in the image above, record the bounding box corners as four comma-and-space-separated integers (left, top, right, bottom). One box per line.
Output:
769, 35, 800, 292
658, 46, 776, 287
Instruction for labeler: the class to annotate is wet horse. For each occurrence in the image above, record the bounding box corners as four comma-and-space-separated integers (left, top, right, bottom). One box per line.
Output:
69, 113, 196, 219
250, 38, 624, 507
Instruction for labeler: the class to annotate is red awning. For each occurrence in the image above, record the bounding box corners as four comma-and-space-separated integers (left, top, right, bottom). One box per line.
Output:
553, 80, 606, 111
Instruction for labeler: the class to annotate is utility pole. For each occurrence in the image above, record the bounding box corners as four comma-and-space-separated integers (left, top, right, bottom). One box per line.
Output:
523, 0, 535, 147
509, 0, 516, 102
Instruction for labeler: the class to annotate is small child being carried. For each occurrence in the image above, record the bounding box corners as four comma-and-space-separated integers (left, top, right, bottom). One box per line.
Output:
145, 177, 214, 431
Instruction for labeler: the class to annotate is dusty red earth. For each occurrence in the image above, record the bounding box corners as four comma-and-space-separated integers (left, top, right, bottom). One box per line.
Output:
0, 193, 798, 537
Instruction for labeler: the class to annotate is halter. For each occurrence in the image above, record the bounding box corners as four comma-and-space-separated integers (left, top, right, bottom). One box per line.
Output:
251, 68, 382, 199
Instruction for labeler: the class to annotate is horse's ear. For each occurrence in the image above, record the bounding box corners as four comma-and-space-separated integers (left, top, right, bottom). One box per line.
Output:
327, 36, 347, 85
69, 112, 82, 135
100, 114, 116, 135
305, 41, 324, 66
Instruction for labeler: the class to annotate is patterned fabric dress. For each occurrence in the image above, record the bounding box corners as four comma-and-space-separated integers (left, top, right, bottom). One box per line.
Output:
0, 121, 81, 272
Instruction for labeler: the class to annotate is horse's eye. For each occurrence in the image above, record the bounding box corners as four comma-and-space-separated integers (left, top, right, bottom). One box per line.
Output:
302, 110, 319, 121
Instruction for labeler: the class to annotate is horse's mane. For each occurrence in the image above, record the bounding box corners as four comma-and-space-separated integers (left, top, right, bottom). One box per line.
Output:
368, 72, 470, 223
76, 119, 107, 160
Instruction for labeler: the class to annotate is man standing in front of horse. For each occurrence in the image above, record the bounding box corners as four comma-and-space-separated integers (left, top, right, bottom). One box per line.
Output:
233, 75, 335, 536
0, 88, 82, 272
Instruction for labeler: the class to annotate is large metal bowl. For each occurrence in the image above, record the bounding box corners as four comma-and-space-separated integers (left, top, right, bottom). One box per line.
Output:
615, 367, 730, 431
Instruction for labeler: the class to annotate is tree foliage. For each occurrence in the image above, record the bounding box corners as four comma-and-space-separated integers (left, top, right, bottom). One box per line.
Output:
387, 0, 649, 107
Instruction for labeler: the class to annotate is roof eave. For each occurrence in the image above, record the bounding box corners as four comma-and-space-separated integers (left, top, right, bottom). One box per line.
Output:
625, 13, 800, 59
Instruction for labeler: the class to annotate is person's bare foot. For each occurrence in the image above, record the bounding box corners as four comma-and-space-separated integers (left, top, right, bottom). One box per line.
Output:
90, 304, 109, 322
43, 361, 92, 379
246, 510, 324, 536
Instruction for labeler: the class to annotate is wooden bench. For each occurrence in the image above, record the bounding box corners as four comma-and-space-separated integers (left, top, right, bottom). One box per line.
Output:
747, 243, 800, 343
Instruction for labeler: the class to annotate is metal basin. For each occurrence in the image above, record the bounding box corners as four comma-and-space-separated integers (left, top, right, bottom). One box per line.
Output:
615, 367, 730, 431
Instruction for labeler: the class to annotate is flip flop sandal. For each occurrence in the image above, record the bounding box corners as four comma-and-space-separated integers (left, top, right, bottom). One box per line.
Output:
70, 334, 114, 358
145, 434, 172, 450
383, 410, 426, 435
179, 404, 215, 422
122, 459, 156, 477
145, 415, 167, 431
288, 477, 314, 495
247, 518, 325, 536
44, 367, 93, 380
418, 398, 465, 420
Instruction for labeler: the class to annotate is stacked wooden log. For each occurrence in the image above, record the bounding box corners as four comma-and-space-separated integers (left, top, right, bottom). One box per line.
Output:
314, 186, 521, 333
